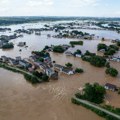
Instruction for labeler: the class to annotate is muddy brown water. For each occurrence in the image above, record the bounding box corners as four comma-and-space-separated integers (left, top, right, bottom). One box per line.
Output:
0, 52, 120, 120
0, 21, 120, 120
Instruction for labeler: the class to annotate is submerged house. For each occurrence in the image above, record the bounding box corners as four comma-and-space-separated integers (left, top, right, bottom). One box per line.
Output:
46, 68, 58, 80
29, 55, 37, 62
16, 56, 22, 61
1, 56, 8, 62
62, 67, 74, 75
54, 64, 63, 71
54, 64, 74, 75
8, 58, 19, 66
17, 42, 26, 47
34, 62, 58, 80
65, 51, 73, 56
105, 83, 118, 91
19, 60, 31, 68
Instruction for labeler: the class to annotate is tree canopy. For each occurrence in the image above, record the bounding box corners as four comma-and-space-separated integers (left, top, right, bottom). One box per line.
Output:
106, 67, 118, 77
83, 83, 106, 104
90, 55, 106, 67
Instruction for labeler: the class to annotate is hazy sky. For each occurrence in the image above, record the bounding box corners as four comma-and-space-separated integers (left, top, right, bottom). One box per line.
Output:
0, 0, 120, 17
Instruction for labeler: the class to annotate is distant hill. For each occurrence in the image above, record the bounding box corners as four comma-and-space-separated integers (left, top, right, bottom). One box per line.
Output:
0, 16, 120, 26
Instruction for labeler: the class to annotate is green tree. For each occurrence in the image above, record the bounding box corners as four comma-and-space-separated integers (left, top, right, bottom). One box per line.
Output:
97, 43, 107, 51
75, 68, 84, 73
117, 41, 120, 46
65, 62, 73, 68
90, 56, 106, 67
53, 46, 64, 53
106, 67, 118, 77
83, 83, 106, 104
42, 74, 49, 82
2, 43, 14, 49
74, 49, 82, 55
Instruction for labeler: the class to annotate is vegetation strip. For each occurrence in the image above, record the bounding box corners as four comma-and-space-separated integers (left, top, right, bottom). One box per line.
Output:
72, 97, 120, 120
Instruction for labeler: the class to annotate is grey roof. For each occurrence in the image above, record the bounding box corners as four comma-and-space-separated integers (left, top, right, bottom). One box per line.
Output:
62, 67, 73, 73
105, 83, 117, 89
54, 64, 64, 69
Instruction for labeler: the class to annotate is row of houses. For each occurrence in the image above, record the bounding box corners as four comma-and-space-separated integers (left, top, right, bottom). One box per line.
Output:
0, 55, 59, 80
0, 34, 19, 41
29, 53, 75, 78
34, 62, 58, 80
29, 54, 58, 80
0, 56, 31, 69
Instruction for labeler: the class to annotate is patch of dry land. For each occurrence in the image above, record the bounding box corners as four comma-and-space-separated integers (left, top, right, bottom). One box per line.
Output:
0, 51, 120, 120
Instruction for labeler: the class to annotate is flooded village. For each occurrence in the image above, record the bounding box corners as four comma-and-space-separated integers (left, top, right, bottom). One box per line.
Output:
0, 19, 120, 120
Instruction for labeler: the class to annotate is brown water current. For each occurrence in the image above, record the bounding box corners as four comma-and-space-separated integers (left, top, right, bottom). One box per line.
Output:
0, 68, 104, 120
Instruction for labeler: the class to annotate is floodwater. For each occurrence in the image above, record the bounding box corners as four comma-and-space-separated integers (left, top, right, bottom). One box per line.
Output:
0, 22, 120, 120
0, 67, 104, 120
0, 21, 120, 58
0, 53, 120, 120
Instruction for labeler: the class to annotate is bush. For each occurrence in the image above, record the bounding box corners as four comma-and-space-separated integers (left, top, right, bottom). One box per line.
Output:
53, 46, 65, 53
108, 45, 119, 51
117, 41, 120, 46
2, 43, 14, 49
90, 56, 106, 67
75, 68, 84, 73
38, 57, 44, 62
106, 67, 118, 77
97, 43, 107, 51
104, 45, 119, 56
33, 71, 43, 78
24, 74, 40, 84
83, 83, 106, 104
81, 55, 91, 62
70, 41, 83, 46
105, 62, 110, 68
32, 51, 50, 57
84, 50, 96, 56
104, 48, 116, 56
42, 74, 49, 82
74, 49, 82, 55
65, 62, 73, 68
